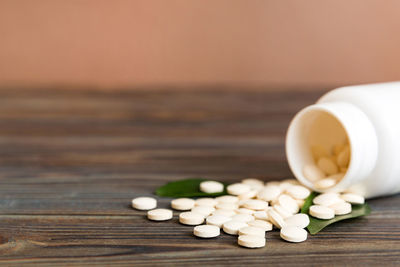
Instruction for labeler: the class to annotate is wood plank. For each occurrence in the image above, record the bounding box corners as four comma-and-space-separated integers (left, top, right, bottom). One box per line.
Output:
0, 88, 398, 265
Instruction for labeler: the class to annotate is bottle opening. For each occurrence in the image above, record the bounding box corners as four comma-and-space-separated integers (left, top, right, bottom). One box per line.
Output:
286, 105, 351, 191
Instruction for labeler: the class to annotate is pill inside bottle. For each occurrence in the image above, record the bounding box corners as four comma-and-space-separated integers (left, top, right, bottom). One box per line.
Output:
287, 107, 351, 192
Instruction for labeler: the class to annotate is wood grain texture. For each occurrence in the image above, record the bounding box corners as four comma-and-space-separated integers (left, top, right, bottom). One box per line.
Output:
0, 88, 398, 266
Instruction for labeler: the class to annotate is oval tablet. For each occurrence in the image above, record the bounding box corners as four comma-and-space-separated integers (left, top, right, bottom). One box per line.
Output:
193, 225, 220, 238
340, 193, 365, 204
147, 208, 173, 221
132, 197, 157, 210
206, 214, 232, 228
243, 199, 269, 211
279, 181, 294, 191
200, 181, 224, 193
238, 190, 258, 200
223, 220, 248, 235
171, 198, 195, 211
284, 214, 310, 228
248, 220, 273, 232
238, 235, 266, 248
313, 193, 344, 207
286, 185, 311, 200
257, 185, 281, 201
277, 194, 299, 214
179, 212, 205, 225
273, 205, 292, 219
227, 183, 251, 196
329, 201, 352, 215
309, 205, 335, 220
239, 226, 265, 237
314, 178, 337, 189
267, 209, 286, 229
253, 210, 269, 221
280, 226, 307, 243
303, 164, 326, 182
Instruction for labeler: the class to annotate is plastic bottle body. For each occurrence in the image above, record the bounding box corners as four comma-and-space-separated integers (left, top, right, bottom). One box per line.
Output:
286, 82, 400, 198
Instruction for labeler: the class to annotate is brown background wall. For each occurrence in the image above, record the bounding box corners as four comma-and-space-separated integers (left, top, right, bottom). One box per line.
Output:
1, 0, 400, 89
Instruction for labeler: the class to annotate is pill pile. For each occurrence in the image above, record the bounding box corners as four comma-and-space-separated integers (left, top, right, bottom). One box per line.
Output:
132, 178, 365, 248
303, 142, 350, 190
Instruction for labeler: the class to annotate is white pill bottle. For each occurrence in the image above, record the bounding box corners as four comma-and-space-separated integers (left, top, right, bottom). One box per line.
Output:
286, 82, 400, 198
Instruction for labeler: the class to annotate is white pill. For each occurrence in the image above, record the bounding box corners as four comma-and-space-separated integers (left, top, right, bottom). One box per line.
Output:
329, 202, 352, 215
284, 214, 310, 228
314, 177, 337, 190
231, 214, 254, 223
199, 180, 224, 193
216, 202, 238, 210
279, 181, 294, 191
337, 145, 350, 167
286, 185, 311, 200
223, 220, 248, 235
238, 190, 258, 200
242, 199, 269, 211
340, 193, 365, 204
277, 194, 299, 214
206, 214, 232, 228
193, 225, 220, 238
171, 198, 196, 210
216, 195, 239, 204
309, 205, 335, 219
317, 157, 339, 176
132, 197, 157, 210
239, 226, 265, 237
329, 172, 345, 181
236, 208, 256, 215
191, 206, 215, 217
248, 220, 273, 231
195, 198, 218, 207
147, 208, 173, 221
273, 205, 292, 219
303, 164, 326, 182
212, 209, 236, 217
241, 178, 264, 188
253, 210, 269, 221
313, 193, 344, 206
227, 183, 251, 196
179, 212, 205, 225
257, 185, 281, 201
280, 226, 308, 243
238, 235, 266, 248
267, 209, 286, 229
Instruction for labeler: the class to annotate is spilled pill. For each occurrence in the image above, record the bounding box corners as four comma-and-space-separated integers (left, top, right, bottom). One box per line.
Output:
147, 208, 173, 221
132, 197, 157, 210
194, 225, 220, 238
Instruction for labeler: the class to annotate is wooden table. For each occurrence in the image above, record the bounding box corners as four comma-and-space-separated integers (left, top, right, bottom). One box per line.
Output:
0, 88, 398, 266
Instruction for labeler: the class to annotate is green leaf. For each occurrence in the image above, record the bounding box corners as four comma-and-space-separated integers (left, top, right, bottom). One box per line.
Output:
301, 192, 371, 235
155, 178, 227, 198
